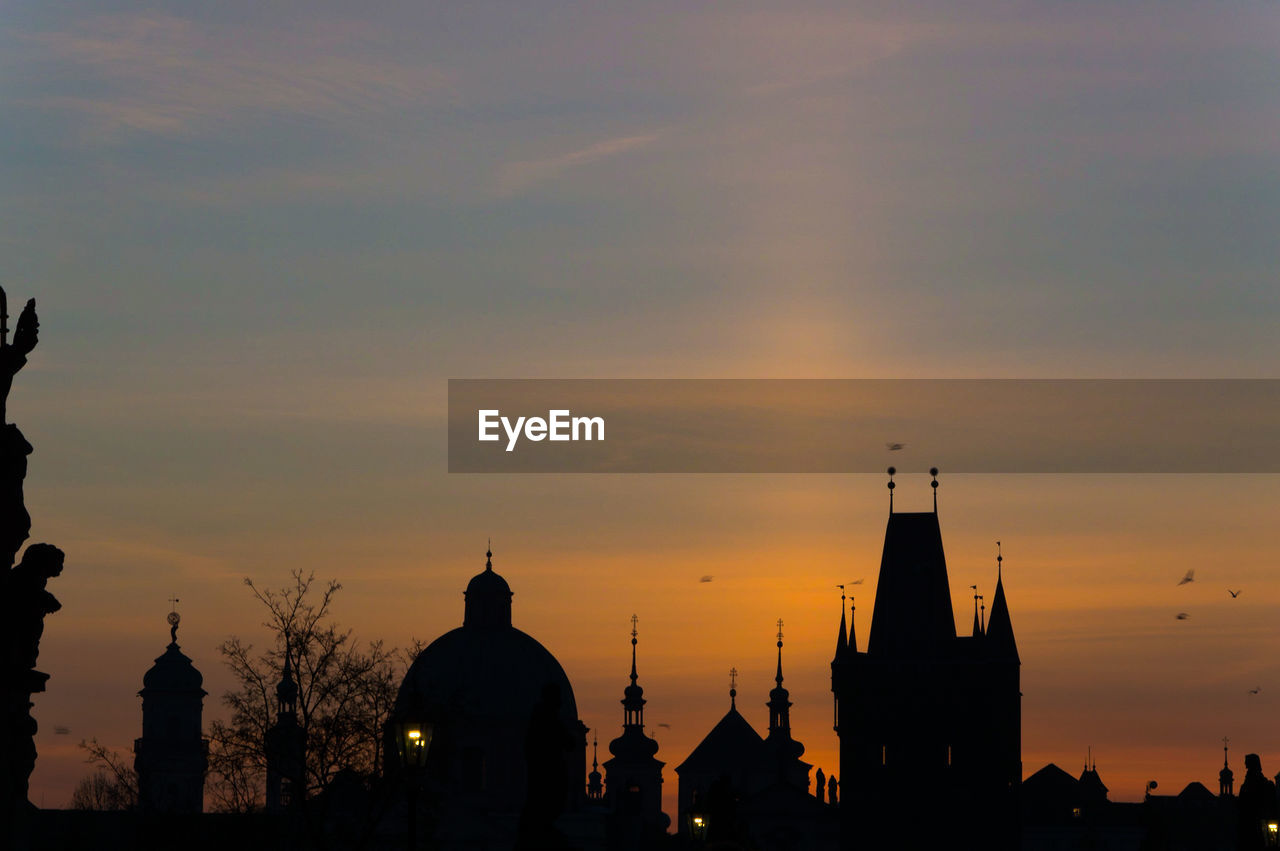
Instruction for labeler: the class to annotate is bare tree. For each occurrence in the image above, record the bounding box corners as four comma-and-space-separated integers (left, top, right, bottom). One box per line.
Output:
206, 571, 412, 818
71, 738, 138, 810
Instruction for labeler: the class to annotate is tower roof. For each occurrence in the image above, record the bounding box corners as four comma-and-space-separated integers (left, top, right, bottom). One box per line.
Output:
986, 545, 1018, 661
464, 544, 513, 629
140, 614, 205, 696
675, 704, 766, 775
867, 512, 956, 657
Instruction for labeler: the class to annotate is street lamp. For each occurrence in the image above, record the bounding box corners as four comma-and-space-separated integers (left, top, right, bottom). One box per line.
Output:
390, 696, 433, 850
689, 810, 709, 841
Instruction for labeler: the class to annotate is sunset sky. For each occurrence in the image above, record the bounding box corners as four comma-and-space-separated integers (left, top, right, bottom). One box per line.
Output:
3, 0, 1279, 817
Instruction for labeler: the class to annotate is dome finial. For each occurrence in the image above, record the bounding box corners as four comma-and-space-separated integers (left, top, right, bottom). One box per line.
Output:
930, 467, 939, 512
729, 666, 738, 709
887, 467, 896, 514
167, 595, 181, 644
486, 538, 492, 571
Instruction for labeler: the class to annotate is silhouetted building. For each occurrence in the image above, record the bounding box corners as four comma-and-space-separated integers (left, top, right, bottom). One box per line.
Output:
1222, 742, 1236, 798
676, 681, 768, 840
602, 617, 669, 848
675, 637, 836, 851
830, 472, 1020, 849
264, 646, 304, 813
391, 547, 589, 847
134, 610, 208, 814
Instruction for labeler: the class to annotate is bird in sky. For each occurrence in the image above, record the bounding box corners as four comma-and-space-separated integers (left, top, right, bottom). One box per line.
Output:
53, 726, 70, 735
1249, 687, 1261, 695
699, 575, 713, 583
1176, 612, 1190, 620
657, 723, 672, 729
1177, 569, 1195, 586
1229, 589, 1242, 598
851, 578, 864, 585
886, 442, 906, 451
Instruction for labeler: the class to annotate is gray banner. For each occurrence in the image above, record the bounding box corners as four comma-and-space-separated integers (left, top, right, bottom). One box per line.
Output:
447, 379, 1279, 473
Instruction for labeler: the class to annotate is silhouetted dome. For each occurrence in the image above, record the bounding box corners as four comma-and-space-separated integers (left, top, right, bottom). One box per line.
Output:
463, 552, 513, 629
399, 624, 578, 726
392, 551, 586, 828
141, 642, 205, 694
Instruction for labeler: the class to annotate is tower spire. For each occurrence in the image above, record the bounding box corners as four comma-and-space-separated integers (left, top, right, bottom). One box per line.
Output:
931, 467, 939, 512
486, 539, 492, 572
835, 585, 849, 661
630, 614, 639, 685
769, 619, 793, 735
729, 667, 738, 710
848, 597, 857, 653
621, 615, 646, 727
970, 585, 981, 637
775, 618, 785, 686
887, 467, 896, 514
986, 540, 1018, 660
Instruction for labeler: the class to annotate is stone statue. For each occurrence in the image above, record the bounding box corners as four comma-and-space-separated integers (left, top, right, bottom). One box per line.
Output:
0, 290, 62, 844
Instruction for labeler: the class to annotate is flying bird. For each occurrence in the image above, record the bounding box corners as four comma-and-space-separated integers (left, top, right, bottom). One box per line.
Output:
657, 723, 672, 729
699, 575, 714, 583
53, 726, 70, 735
1229, 589, 1242, 598
851, 578, 864, 585
1175, 612, 1190, 620
1177, 569, 1195, 586
1249, 687, 1261, 695
886, 442, 906, 451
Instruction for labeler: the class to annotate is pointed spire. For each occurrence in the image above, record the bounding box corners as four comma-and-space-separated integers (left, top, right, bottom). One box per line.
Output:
930, 467, 939, 512
887, 467, 896, 514
630, 614, 639, 685
969, 585, 979, 637
622, 615, 646, 727
848, 598, 857, 653
986, 541, 1018, 661
769, 619, 793, 735
775, 619, 785, 686
834, 586, 849, 661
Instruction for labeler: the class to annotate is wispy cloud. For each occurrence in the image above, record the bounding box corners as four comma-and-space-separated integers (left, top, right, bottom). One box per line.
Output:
21, 13, 455, 143
492, 133, 660, 197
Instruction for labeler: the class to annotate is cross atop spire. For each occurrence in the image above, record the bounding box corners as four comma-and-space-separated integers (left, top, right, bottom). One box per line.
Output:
775, 618, 785, 685
621, 615, 646, 727
729, 666, 738, 709
630, 614, 639, 685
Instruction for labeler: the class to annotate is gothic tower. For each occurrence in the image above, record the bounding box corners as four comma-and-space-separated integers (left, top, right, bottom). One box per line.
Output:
602, 616, 669, 847
830, 471, 1020, 850
265, 640, 305, 812
134, 608, 208, 814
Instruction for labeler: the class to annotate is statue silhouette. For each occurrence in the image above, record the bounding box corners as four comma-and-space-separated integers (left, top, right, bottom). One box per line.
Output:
1238, 753, 1278, 850
0, 293, 61, 844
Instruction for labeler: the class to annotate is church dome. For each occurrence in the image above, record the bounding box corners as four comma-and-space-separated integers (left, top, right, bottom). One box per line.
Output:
140, 615, 205, 695
398, 622, 579, 727
391, 547, 586, 827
